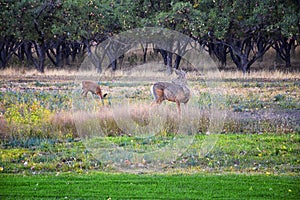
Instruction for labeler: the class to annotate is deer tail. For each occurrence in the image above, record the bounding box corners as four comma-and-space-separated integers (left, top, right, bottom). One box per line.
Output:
151, 83, 166, 101
150, 84, 157, 99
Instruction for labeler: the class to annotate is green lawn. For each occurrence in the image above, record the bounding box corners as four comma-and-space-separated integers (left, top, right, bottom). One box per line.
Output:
1, 172, 299, 199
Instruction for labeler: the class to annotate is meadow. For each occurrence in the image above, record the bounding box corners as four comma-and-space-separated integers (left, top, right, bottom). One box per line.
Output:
0, 68, 299, 199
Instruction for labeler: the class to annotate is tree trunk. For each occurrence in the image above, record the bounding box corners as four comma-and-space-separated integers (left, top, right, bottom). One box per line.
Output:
158, 49, 168, 65
0, 36, 20, 69
274, 37, 293, 68
174, 54, 181, 69
33, 41, 45, 73
142, 43, 148, 63
241, 56, 250, 74
208, 41, 228, 69
166, 51, 172, 74
56, 42, 62, 67
228, 36, 272, 74
64, 41, 70, 66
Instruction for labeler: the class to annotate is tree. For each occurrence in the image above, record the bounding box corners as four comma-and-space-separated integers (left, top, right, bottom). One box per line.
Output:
0, 1, 23, 69
198, 0, 273, 73
154, 1, 196, 72
0, 0, 299, 73
192, 0, 299, 73
271, 1, 300, 68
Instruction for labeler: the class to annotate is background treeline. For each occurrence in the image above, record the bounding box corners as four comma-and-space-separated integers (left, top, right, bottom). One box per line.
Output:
0, 0, 299, 73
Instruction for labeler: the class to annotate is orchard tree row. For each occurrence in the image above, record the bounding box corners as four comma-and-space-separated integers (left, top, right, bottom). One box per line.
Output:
0, 0, 299, 73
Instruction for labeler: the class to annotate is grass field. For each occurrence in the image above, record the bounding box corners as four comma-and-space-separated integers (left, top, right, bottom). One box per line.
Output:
0, 68, 299, 199
1, 134, 299, 174
1, 172, 299, 199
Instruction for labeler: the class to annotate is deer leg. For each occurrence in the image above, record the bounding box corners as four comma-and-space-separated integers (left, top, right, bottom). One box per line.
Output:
156, 97, 164, 104
176, 100, 181, 113
97, 94, 105, 106
81, 91, 88, 97
150, 101, 157, 107
151, 98, 163, 107
151, 87, 164, 106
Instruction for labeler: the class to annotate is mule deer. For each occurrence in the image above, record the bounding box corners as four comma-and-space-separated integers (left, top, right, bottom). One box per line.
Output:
81, 80, 107, 104
151, 69, 190, 113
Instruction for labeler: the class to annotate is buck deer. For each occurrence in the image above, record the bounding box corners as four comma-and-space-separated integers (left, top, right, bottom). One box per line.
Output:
81, 80, 107, 104
151, 69, 190, 113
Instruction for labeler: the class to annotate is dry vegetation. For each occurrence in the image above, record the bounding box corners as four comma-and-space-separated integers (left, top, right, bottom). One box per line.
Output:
0, 64, 299, 142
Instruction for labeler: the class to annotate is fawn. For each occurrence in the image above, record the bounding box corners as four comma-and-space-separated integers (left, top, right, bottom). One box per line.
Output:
81, 80, 107, 104
150, 69, 190, 113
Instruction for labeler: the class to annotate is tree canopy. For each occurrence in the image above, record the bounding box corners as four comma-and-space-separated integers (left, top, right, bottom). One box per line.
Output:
0, 0, 299, 73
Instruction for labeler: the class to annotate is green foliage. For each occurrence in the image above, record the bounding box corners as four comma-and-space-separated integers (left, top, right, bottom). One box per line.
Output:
193, 0, 300, 39
1, 90, 72, 113
2, 0, 296, 41
1, 90, 73, 142
0, 141, 100, 173
276, 97, 299, 109
0, 134, 299, 175
0, 0, 120, 41
4, 101, 51, 125
1, 0, 299, 71
186, 134, 300, 174
156, 2, 195, 33
197, 92, 212, 109
4, 101, 53, 140
274, 93, 285, 102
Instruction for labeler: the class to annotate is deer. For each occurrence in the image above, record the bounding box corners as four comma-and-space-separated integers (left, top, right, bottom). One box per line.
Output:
81, 80, 107, 105
150, 69, 190, 113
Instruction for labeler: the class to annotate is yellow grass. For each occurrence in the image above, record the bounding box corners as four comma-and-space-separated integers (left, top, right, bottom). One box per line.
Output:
0, 67, 77, 77
219, 70, 299, 80
0, 65, 299, 81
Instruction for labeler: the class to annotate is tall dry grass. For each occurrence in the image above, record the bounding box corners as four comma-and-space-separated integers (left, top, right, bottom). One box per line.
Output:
64, 102, 211, 138
50, 101, 297, 139
1, 65, 299, 81
1, 100, 298, 145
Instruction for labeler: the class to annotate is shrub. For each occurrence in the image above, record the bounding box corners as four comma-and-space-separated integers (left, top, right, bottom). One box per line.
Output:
3, 101, 53, 141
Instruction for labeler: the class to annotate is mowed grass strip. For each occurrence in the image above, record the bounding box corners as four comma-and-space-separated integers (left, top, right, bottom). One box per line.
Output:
0, 173, 299, 199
